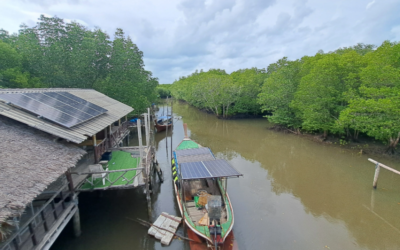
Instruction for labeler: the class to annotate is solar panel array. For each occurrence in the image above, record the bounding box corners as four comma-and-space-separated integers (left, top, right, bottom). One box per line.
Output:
180, 159, 242, 180
0, 92, 108, 128
203, 160, 242, 178
180, 161, 212, 179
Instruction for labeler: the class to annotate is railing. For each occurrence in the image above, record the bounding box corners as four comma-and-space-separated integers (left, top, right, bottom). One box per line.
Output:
0, 185, 74, 250
108, 121, 129, 149
368, 158, 400, 189
94, 121, 130, 163
73, 167, 145, 191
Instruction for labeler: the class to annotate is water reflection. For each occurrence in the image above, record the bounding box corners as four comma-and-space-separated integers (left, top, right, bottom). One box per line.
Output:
173, 101, 400, 250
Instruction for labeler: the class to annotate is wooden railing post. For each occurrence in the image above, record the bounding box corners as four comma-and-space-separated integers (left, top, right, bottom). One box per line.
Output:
28, 223, 38, 246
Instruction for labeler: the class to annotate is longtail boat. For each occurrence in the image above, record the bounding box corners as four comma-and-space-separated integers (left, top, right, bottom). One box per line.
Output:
154, 115, 172, 133
171, 124, 242, 249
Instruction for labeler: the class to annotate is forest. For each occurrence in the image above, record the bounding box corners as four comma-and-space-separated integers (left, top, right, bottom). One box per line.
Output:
170, 42, 400, 152
0, 15, 158, 114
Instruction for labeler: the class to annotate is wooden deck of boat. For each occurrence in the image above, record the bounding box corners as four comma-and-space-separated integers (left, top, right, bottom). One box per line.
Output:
184, 179, 228, 226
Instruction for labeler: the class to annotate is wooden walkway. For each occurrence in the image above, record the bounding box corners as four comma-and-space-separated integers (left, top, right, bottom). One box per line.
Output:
148, 212, 182, 245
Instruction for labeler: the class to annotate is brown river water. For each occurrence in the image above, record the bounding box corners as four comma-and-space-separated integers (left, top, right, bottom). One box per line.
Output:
52, 101, 400, 250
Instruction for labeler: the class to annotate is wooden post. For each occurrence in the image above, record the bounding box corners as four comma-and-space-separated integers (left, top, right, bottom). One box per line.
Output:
66, 170, 81, 237
93, 135, 97, 162
144, 113, 149, 147
373, 162, 380, 189
119, 119, 121, 126
72, 198, 82, 237
138, 119, 143, 161
138, 119, 151, 216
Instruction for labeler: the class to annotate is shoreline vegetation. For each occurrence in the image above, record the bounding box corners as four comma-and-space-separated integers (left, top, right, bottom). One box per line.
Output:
0, 15, 158, 115
165, 41, 400, 155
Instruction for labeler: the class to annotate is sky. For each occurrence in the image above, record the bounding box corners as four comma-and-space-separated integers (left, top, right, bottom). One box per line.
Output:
1, 0, 400, 84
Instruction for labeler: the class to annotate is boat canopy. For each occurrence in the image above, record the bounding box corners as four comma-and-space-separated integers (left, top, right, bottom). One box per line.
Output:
174, 147, 215, 163
157, 115, 171, 120
180, 159, 242, 180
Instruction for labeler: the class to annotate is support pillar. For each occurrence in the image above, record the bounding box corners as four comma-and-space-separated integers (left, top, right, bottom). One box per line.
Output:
72, 204, 81, 237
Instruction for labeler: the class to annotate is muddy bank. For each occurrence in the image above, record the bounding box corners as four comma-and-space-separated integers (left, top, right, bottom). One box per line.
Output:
268, 124, 400, 159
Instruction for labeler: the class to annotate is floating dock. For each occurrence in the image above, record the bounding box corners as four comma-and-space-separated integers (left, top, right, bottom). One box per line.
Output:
148, 212, 182, 245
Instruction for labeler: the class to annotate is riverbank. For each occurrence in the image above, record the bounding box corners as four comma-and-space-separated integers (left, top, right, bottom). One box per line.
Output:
269, 125, 400, 159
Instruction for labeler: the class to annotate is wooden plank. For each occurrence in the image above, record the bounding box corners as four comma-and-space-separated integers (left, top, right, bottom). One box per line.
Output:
161, 230, 174, 245
186, 201, 196, 208
155, 216, 172, 239
148, 216, 166, 236
161, 212, 182, 223
148, 213, 183, 245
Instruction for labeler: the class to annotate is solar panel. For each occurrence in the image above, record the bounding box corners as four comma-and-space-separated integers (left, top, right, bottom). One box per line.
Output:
175, 147, 212, 157
202, 160, 242, 178
179, 159, 242, 180
181, 161, 212, 179
0, 92, 108, 128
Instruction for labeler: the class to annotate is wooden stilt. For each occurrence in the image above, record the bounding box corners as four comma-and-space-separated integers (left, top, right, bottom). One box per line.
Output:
144, 113, 149, 148
139, 119, 151, 216
72, 194, 81, 237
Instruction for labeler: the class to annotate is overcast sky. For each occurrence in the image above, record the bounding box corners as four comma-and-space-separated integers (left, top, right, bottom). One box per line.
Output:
1, 0, 400, 84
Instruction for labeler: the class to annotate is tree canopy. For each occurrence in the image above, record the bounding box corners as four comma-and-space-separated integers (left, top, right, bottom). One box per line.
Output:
170, 40, 400, 152
0, 15, 158, 114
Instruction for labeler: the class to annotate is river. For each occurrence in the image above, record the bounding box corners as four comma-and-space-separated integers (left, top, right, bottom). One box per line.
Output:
52, 101, 400, 250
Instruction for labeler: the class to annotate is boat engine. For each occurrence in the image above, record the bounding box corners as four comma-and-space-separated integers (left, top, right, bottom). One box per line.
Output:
208, 195, 223, 247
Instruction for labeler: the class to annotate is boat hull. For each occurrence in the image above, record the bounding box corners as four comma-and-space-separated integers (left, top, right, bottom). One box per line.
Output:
172, 179, 234, 246
155, 122, 172, 133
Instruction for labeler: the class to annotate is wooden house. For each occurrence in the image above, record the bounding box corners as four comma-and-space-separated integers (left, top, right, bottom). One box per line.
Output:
0, 88, 151, 250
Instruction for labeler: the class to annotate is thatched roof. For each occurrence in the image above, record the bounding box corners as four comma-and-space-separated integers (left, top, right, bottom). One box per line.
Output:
0, 115, 86, 224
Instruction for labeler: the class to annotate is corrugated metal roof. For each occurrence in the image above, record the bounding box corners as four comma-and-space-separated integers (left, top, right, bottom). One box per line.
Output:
0, 88, 134, 144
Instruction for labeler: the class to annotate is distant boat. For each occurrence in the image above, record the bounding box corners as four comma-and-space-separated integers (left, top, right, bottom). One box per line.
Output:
154, 115, 172, 133
171, 124, 242, 249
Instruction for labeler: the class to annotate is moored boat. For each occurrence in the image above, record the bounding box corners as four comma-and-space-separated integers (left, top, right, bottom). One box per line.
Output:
154, 115, 172, 132
171, 124, 242, 249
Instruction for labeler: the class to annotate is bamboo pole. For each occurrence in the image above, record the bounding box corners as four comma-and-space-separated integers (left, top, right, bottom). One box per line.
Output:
368, 158, 400, 189
373, 163, 380, 189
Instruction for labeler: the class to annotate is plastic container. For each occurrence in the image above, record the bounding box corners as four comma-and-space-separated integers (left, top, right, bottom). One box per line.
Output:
194, 196, 200, 207
208, 195, 222, 220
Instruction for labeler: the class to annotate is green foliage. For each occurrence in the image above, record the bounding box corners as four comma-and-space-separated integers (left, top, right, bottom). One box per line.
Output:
170, 39, 400, 152
171, 68, 265, 117
0, 15, 158, 114
338, 41, 400, 151
258, 58, 302, 128
157, 85, 172, 98
292, 51, 365, 136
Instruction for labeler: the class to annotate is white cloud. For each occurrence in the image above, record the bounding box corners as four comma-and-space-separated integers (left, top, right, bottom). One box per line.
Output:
0, 0, 400, 83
